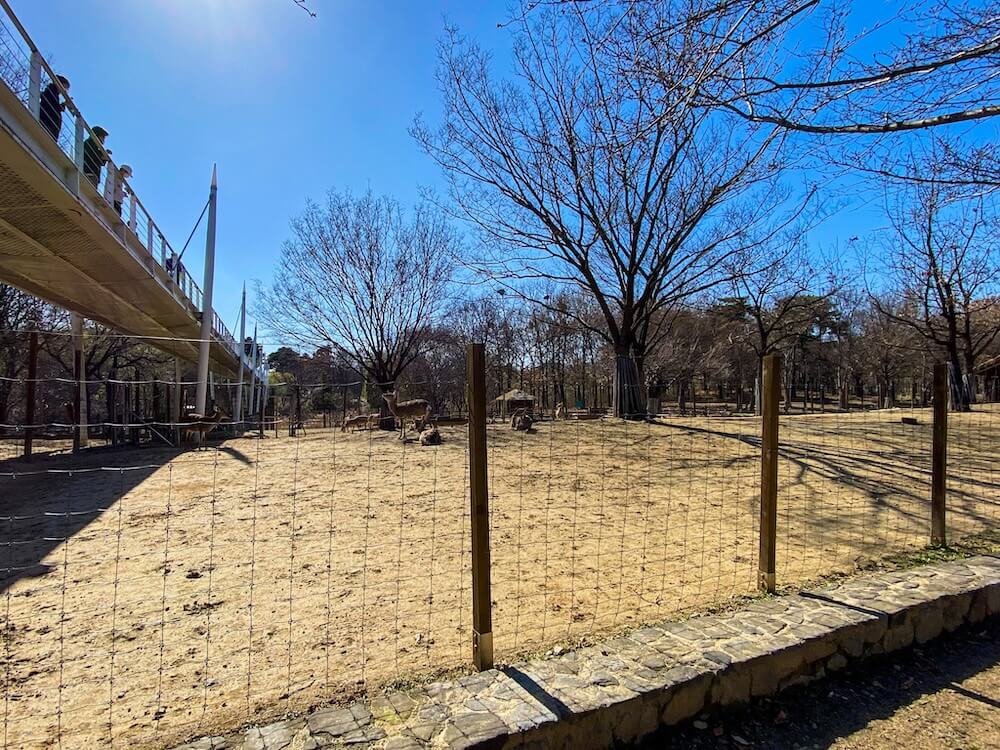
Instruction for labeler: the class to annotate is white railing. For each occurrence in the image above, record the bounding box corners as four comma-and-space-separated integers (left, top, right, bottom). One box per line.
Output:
0, 0, 256, 374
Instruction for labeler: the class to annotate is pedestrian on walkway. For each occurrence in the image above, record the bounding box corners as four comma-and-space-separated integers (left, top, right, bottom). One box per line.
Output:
39, 74, 70, 142
113, 164, 132, 215
82, 125, 109, 187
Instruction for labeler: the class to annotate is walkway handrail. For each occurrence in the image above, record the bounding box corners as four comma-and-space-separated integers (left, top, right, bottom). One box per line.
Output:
0, 0, 254, 373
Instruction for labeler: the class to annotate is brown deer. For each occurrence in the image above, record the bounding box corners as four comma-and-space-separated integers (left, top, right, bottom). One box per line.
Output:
382, 392, 432, 440
341, 413, 377, 433
182, 404, 227, 446
510, 407, 533, 431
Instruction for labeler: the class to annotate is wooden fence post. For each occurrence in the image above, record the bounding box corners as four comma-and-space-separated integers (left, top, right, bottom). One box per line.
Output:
23, 331, 38, 461
931, 362, 948, 546
759, 353, 781, 593
467, 343, 494, 670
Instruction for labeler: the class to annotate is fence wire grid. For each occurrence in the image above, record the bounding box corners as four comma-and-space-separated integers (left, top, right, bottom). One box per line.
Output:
0, 348, 997, 749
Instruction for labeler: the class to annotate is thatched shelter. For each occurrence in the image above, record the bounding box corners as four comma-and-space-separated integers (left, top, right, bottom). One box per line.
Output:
977, 354, 1000, 402
494, 389, 535, 419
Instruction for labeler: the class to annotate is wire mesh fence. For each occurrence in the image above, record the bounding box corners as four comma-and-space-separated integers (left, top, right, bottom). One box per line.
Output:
0, 345, 997, 748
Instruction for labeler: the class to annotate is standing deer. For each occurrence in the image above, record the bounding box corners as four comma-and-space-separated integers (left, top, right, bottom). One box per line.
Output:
182, 404, 227, 446
382, 392, 432, 441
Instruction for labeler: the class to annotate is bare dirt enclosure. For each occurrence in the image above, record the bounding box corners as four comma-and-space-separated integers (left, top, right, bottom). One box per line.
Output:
0, 407, 998, 748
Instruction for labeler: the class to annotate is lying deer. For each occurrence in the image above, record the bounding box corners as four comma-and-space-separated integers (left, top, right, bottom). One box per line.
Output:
341, 413, 377, 432
181, 404, 227, 445
382, 392, 432, 441
510, 407, 533, 431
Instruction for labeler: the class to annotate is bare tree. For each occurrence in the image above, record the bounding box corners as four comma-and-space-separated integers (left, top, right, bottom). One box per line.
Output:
258, 189, 456, 426
538, 1, 998, 192
726, 241, 835, 412
868, 163, 1000, 410
0, 285, 53, 424
414, 6, 804, 418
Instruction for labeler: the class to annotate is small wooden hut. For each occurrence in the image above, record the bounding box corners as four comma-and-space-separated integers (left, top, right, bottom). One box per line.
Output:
494, 389, 535, 419
977, 354, 1000, 402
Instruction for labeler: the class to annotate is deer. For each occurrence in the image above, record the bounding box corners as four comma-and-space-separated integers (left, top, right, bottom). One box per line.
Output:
419, 424, 442, 446
382, 392, 432, 441
510, 407, 533, 432
341, 413, 377, 433
181, 403, 227, 446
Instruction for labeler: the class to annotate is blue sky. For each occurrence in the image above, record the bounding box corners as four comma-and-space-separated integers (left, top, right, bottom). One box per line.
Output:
12, 0, 516, 342
13, 0, 978, 348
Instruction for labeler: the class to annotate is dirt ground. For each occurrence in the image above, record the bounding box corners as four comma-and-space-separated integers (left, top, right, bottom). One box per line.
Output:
0, 406, 997, 748
645, 619, 1000, 749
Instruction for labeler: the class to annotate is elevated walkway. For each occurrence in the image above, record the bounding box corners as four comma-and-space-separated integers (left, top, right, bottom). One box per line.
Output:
0, 1, 257, 380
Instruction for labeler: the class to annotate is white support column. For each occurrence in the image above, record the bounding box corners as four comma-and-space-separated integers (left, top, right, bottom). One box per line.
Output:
234, 284, 246, 427
195, 165, 218, 418
71, 313, 89, 448
248, 324, 258, 419
173, 357, 182, 444
28, 51, 42, 119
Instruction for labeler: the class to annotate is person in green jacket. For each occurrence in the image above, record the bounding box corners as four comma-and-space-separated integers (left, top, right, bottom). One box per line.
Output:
82, 125, 109, 187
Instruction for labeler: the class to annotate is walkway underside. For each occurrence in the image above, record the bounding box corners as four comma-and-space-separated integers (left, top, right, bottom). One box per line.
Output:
0, 108, 239, 377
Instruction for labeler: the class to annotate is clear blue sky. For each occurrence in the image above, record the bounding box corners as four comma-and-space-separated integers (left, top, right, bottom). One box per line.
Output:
12, 0, 515, 343
14, 0, 956, 348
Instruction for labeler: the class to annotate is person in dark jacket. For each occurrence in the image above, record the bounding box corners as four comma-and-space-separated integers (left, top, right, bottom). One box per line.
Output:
82, 126, 109, 187
39, 75, 70, 142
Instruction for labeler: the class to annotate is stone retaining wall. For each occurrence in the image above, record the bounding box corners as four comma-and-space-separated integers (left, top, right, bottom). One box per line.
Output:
175, 555, 1000, 750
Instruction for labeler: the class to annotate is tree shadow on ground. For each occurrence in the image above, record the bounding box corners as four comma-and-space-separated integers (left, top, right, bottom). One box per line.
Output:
0, 438, 230, 594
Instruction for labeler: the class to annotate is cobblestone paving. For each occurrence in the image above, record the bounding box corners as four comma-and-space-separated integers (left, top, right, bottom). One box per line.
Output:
173, 555, 1000, 750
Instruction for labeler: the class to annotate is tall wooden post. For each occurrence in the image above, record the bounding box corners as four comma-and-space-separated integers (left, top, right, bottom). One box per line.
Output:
759, 353, 781, 592
341, 385, 347, 429
295, 384, 303, 435
931, 363, 948, 546
71, 313, 88, 451
23, 331, 38, 460
467, 343, 493, 670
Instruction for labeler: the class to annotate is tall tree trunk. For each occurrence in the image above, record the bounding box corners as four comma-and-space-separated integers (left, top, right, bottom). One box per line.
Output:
945, 341, 970, 411
612, 343, 644, 420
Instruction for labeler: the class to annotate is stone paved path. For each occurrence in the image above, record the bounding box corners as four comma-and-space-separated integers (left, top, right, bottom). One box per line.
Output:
172, 555, 1000, 750
642, 617, 1000, 749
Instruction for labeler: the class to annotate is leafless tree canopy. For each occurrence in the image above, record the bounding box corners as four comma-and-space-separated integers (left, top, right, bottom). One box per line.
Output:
414, 5, 812, 416
258, 190, 457, 395
555, 0, 999, 135
867, 152, 1000, 409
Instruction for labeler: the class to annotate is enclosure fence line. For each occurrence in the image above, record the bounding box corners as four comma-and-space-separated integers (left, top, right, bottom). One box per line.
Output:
0, 345, 996, 748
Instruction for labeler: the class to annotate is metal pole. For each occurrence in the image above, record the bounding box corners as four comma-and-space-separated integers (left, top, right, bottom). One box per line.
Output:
23, 331, 37, 460
931, 363, 948, 546
235, 284, 246, 427
194, 165, 217, 422
467, 343, 493, 670
758, 353, 781, 593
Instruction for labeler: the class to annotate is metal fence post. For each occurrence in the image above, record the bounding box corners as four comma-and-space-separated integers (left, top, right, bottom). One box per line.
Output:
759, 353, 781, 592
931, 362, 948, 546
467, 342, 494, 670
